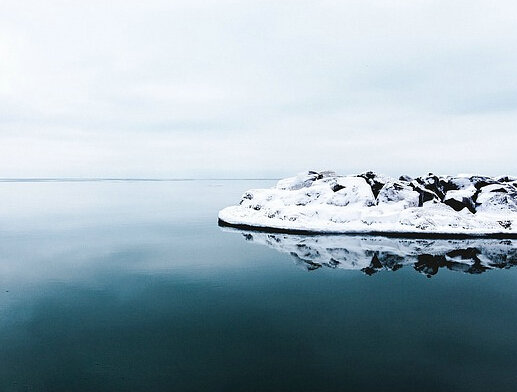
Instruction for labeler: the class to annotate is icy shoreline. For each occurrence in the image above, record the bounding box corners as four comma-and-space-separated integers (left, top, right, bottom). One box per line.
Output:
218, 171, 517, 236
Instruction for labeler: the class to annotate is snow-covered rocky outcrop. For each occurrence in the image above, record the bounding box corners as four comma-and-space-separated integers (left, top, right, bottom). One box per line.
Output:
218, 171, 517, 236
223, 228, 517, 277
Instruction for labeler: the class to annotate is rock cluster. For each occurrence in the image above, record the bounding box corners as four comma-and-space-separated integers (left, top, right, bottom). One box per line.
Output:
219, 170, 517, 235
280, 170, 517, 214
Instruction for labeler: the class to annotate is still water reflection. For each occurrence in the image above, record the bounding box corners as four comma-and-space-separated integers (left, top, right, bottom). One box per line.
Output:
224, 228, 517, 277
0, 180, 516, 392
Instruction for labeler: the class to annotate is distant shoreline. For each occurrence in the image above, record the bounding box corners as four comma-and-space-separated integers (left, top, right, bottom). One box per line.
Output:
0, 178, 280, 182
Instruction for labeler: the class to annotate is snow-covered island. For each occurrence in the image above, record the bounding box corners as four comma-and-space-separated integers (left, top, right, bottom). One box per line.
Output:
218, 171, 517, 236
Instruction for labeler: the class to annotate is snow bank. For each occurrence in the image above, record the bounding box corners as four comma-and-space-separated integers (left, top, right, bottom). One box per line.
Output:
218, 170, 517, 236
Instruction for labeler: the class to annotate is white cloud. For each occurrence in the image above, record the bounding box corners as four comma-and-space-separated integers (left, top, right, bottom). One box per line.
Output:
1, 0, 516, 177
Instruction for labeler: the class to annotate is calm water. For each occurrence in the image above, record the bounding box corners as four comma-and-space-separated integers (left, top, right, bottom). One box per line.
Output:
0, 180, 516, 392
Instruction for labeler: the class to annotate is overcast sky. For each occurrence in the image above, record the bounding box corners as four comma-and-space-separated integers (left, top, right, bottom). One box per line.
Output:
1, 0, 516, 178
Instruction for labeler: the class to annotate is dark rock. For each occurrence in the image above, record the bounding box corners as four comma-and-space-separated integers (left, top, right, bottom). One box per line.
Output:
410, 182, 439, 206
415, 174, 449, 200
242, 192, 253, 200
498, 220, 512, 229
488, 187, 508, 193
470, 176, 497, 190
444, 197, 476, 213
308, 170, 324, 180
440, 178, 460, 193
497, 176, 517, 183
331, 183, 345, 192
357, 171, 385, 199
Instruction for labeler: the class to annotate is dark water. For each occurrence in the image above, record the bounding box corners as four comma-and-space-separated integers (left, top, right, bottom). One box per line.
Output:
0, 180, 516, 392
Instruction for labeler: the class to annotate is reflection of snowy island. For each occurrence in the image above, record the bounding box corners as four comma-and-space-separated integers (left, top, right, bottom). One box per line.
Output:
219, 171, 517, 236
223, 228, 517, 277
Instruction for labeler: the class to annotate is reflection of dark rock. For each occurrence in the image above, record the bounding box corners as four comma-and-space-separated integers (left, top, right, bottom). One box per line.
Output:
414, 254, 446, 277
361, 252, 406, 275
413, 251, 490, 277
223, 228, 517, 277
361, 254, 383, 275
290, 253, 322, 271
378, 253, 405, 270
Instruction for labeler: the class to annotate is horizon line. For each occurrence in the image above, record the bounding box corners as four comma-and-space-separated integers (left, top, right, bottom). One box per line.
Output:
0, 177, 281, 182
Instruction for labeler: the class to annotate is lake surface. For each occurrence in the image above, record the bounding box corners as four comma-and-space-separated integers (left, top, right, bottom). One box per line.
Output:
0, 180, 516, 392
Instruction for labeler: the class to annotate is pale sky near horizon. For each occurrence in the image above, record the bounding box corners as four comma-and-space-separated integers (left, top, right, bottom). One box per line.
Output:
1, 0, 516, 178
